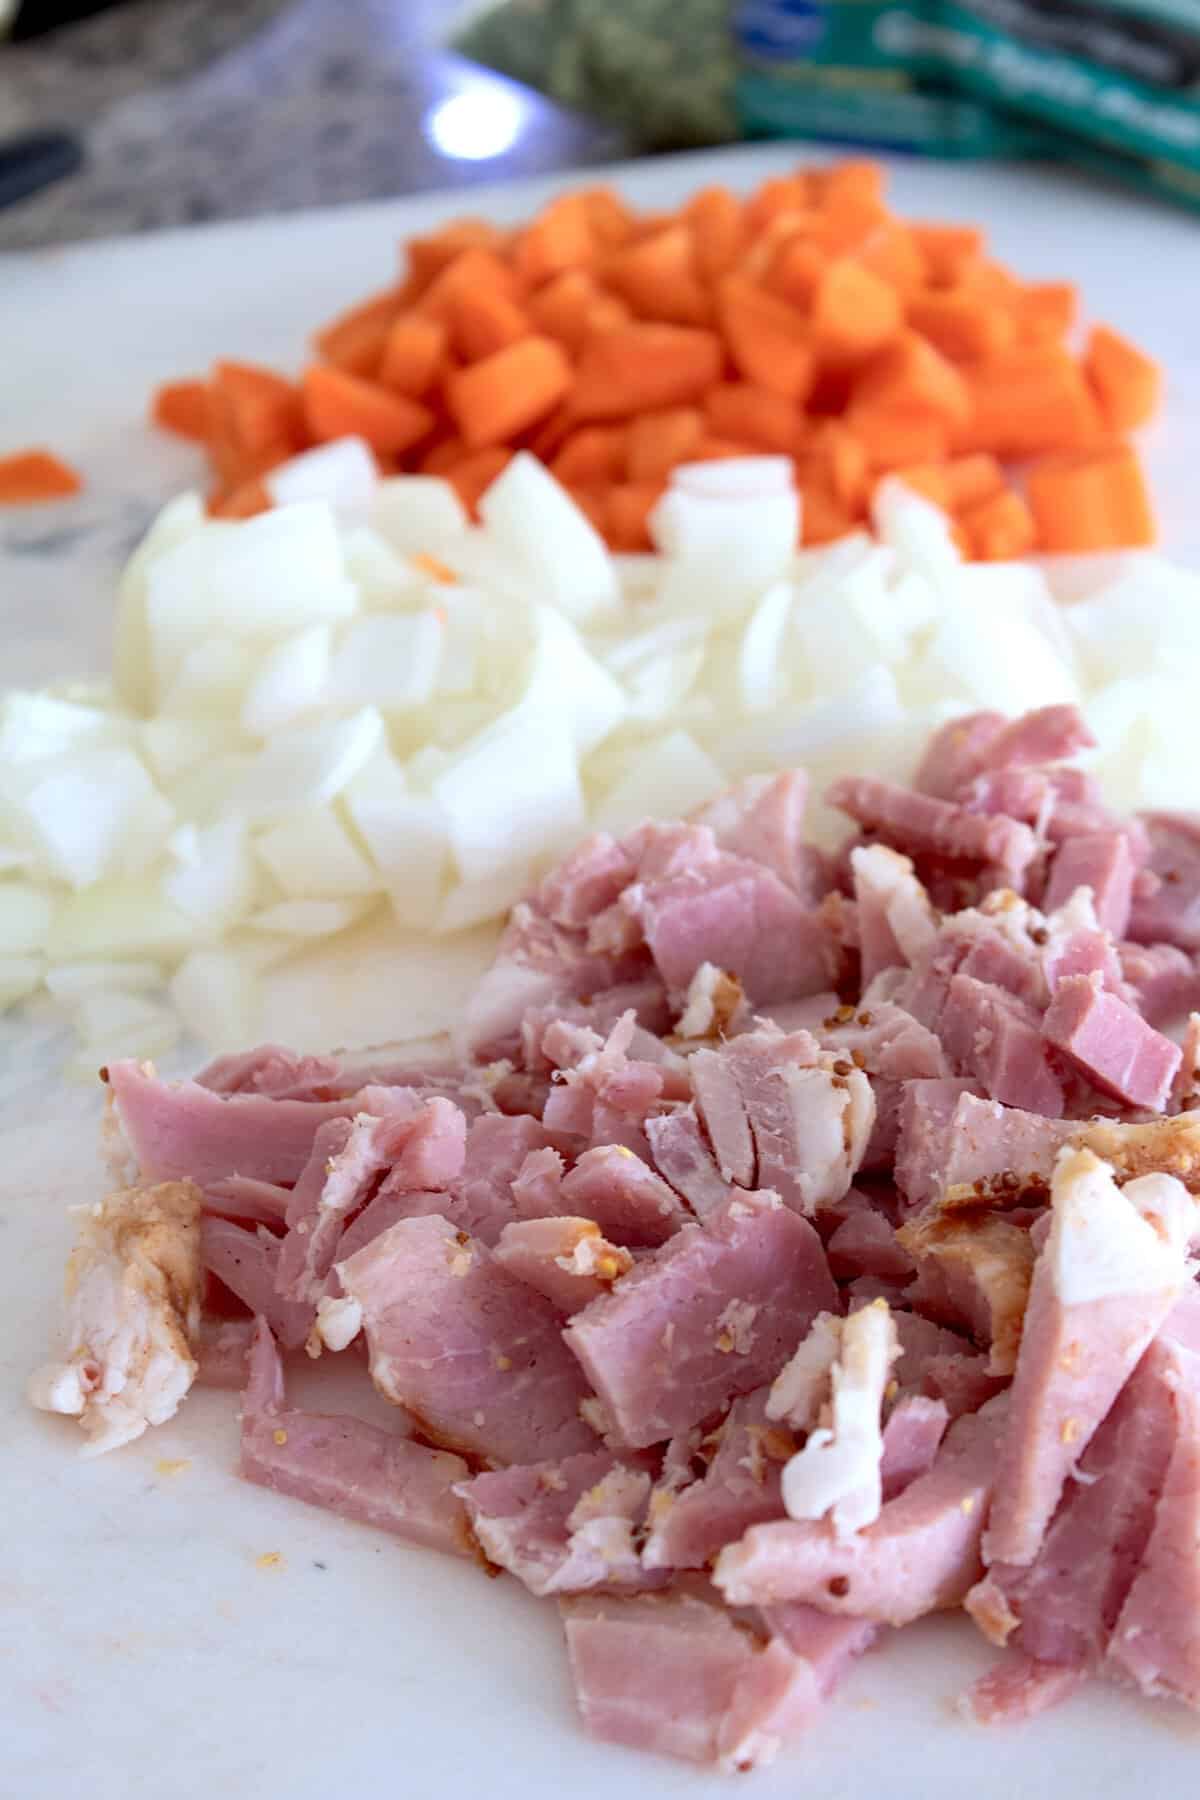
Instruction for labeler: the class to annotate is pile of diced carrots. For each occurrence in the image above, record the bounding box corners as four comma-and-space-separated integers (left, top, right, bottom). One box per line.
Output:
129, 162, 1158, 553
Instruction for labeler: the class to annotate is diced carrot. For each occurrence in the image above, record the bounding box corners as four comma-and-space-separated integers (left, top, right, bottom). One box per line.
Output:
526, 404, 576, 463
420, 435, 466, 476
850, 332, 971, 427
849, 409, 950, 469
606, 225, 712, 327
571, 324, 724, 420
446, 336, 572, 448
688, 436, 759, 462
209, 477, 270, 520
704, 383, 798, 453
566, 485, 611, 538
811, 258, 903, 363
151, 378, 210, 442
511, 192, 595, 286
379, 316, 448, 397
799, 482, 855, 546
405, 219, 505, 294
857, 223, 927, 296
812, 158, 887, 210
451, 288, 532, 362
960, 346, 1101, 456
911, 222, 985, 287
814, 197, 889, 258
941, 452, 1007, 513
1026, 444, 1156, 552
746, 174, 813, 232
447, 447, 513, 517
685, 185, 745, 283
1015, 281, 1077, 343
0, 448, 83, 503
892, 464, 950, 509
315, 287, 408, 376
961, 488, 1035, 561
411, 551, 457, 583
607, 481, 664, 551
578, 186, 636, 249
584, 293, 633, 336
550, 426, 627, 488
763, 236, 828, 310
211, 361, 302, 456
906, 289, 1016, 362
625, 408, 704, 483
717, 276, 814, 402
526, 270, 602, 355
1084, 324, 1161, 435
301, 365, 434, 455
416, 248, 519, 325
808, 420, 870, 511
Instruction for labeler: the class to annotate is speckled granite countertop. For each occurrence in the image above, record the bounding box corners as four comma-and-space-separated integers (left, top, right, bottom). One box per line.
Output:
0, 0, 625, 250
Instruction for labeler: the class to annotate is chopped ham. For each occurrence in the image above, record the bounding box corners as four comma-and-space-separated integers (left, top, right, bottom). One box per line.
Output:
201, 1216, 315, 1349
778, 1300, 899, 1538
767, 1312, 843, 1431
456, 1450, 653, 1595
696, 772, 830, 903
541, 1012, 676, 1156
641, 1388, 794, 1572
939, 975, 1065, 1116
718, 1606, 876, 1771
1120, 942, 1199, 1029
493, 1217, 632, 1313
913, 711, 1007, 799
849, 845, 938, 987
559, 1144, 690, 1246
896, 1087, 1069, 1216
893, 1078, 984, 1212
337, 1214, 596, 1465
201, 1174, 291, 1226
1128, 812, 1200, 952
564, 1191, 836, 1448
195, 1044, 346, 1099
644, 1105, 733, 1218
900, 1209, 1035, 1376
814, 1001, 948, 1082
673, 962, 750, 1040
983, 1147, 1192, 1569
827, 776, 1038, 893
880, 1395, 949, 1501
961, 1654, 1085, 1725
713, 1397, 1009, 1622
1043, 975, 1181, 1112
536, 834, 637, 930
826, 1205, 914, 1286
29, 1180, 202, 1456
1043, 832, 1136, 938
194, 1316, 256, 1389
689, 1044, 757, 1187
976, 704, 1095, 776
719, 1029, 876, 1215
239, 1321, 474, 1556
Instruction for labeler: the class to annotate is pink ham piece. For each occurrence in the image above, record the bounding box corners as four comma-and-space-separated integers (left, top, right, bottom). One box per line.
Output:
493, 1218, 633, 1313
913, 710, 1007, 799
201, 1175, 291, 1226
880, 1395, 950, 1501
849, 845, 938, 987
895, 1087, 1069, 1215
719, 1029, 876, 1215
536, 834, 637, 930
643, 1105, 733, 1218
239, 1321, 474, 1557
1128, 812, 1200, 952
559, 1145, 690, 1247
982, 1147, 1193, 1569
814, 1001, 947, 1083
938, 976, 1065, 1116
713, 1397, 1009, 1622
695, 772, 830, 903
276, 1097, 467, 1304
1042, 832, 1136, 939
899, 1209, 1035, 1376
564, 1191, 837, 1449
961, 1653, 1085, 1725
1043, 974, 1181, 1111
827, 776, 1038, 893
641, 1388, 794, 1572
337, 1214, 597, 1465
966, 1328, 1180, 1664
826, 1205, 914, 1286
200, 1217, 314, 1350
195, 1044, 346, 1099
455, 1450, 654, 1595
194, 1316, 256, 1388
1119, 942, 1199, 1028
541, 1012, 679, 1157
717, 1605, 876, 1772
107, 1060, 415, 1186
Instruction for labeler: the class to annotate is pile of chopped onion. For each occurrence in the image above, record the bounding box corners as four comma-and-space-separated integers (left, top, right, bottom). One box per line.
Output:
1, 440, 1195, 1069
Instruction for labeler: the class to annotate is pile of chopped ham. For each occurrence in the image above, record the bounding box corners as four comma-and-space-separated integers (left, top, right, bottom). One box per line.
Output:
31, 701, 1200, 1771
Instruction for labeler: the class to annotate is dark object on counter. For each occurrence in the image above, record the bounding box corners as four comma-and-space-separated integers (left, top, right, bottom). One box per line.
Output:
11, 0, 134, 38
0, 128, 83, 207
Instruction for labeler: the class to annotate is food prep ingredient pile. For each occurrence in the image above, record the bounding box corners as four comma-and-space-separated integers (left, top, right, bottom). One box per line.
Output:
31, 700, 1200, 1769
3, 454, 1198, 1073
144, 159, 1161, 558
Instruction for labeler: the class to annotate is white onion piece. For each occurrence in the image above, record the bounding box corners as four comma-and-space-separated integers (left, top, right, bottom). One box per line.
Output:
3, 748, 173, 890
265, 436, 378, 514
164, 814, 259, 932
247, 898, 374, 937
113, 492, 208, 713
169, 947, 261, 1051
45, 958, 163, 1000
140, 716, 237, 784
0, 880, 57, 954
240, 626, 331, 736
0, 693, 132, 765
343, 754, 447, 930
160, 638, 255, 720
255, 806, 380, 900
671, 456, 793, 499
592, 729, 725, 838
43, 882, 194, 963
521, 605, 627, 756
478, 452, 617, 625
434, 708, 584, 885
340, 525, 425, 610
872, 476, 960, 590
236, 707, 384, 823
436, 862, 535, 935
370, 475, 468, 554
0, 955, 43, 1011
329, 613, 443, 712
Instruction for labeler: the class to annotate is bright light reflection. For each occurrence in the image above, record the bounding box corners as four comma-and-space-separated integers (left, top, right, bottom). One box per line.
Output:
425, 88, 524, 162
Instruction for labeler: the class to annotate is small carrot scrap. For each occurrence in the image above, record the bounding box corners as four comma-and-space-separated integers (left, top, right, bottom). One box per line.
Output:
811, 258, 902, 363
572, 324, 723, 420
704, 383, 798, 453
302, 365, 434, 455
607, 481, 664, 551
851, 333, 971, 428
911, 222, 984, 287
448, 447, 513, 516
209, 477, 271, 520
0, 448, 82, 503
941, 453, 1007, 513
1084, 324, 1162, 435
763, 236, 827, 310
906, 290, 1016, 362
314, 287, 406, 377
416, 248, 518, 326
960, 487, 1036, 561
411, 551, 457, 583
961, 346, 1101, 457
1015, 281, 1077, 343
717, 276, 814, 402
607, 225, 712, 328
625, 408, 704, 483
579, 186, 635, 249
405, 219, 506, 294
550, 426, 627, 488
1026, 444, 1156, 552
850, 409, 950, 470
379, 316, 447, 397
152, 378, 210, 442
511, 192, 595, 286
526, 270, 603, 355
685, 185, 745, 284
212, 361, 301, 457
446, 336, 572, 448
451, 288, 532, 363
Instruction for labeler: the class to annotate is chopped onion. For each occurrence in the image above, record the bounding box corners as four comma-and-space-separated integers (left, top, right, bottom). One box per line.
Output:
0, 955, 43, 1012
592, 729, 725, 838
0, 880, 58, 954
265, 436, 378, 514
478, 452, 617, 626
254, 805, 380, 900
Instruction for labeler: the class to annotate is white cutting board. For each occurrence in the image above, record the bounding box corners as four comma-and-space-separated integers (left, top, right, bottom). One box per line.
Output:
4, 146, 1200, 1800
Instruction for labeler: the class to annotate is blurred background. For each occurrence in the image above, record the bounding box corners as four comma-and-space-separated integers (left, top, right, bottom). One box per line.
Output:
1, 0, 1197, 250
